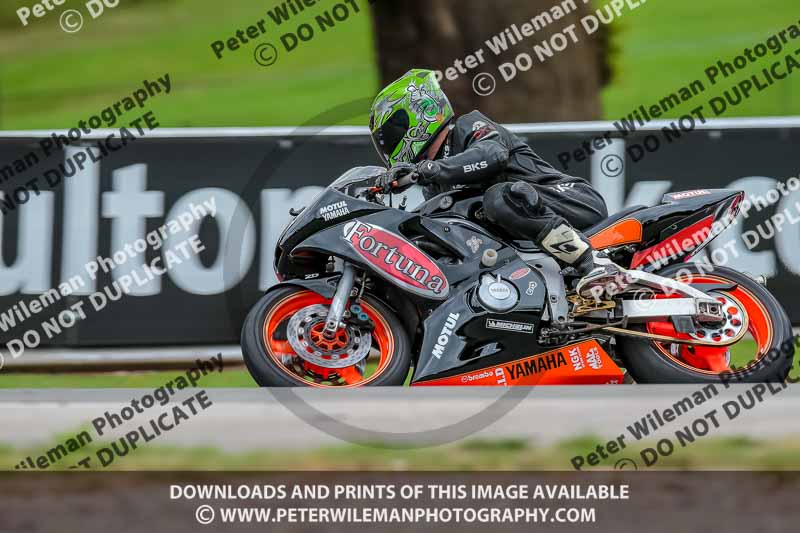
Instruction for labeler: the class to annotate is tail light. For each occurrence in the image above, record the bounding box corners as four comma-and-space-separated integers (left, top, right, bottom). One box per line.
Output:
724, 192, 745, 226
702, 192, 744, 249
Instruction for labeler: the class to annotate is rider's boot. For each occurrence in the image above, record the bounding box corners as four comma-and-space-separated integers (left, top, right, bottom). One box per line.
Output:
484, 181, 625, 300
537, 222, 627, 301
573, 249, 628, 301
496, 182, 627, 301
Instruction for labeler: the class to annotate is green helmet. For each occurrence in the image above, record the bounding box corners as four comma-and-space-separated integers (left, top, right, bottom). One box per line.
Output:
369, 69, 454, 167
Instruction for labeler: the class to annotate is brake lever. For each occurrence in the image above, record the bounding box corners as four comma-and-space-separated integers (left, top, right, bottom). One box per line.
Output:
367, 171, 419, 196
368, 179, 393, 195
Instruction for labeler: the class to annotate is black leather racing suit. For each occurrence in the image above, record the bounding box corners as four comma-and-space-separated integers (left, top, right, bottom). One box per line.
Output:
417, 110, 608, 267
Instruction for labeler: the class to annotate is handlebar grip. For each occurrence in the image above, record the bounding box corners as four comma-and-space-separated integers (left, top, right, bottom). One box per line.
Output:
367, 172, 419, 195
394, 173, 419, 188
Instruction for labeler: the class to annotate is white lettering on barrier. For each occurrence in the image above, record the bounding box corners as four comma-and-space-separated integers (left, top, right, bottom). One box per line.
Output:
0, 151, 798, 302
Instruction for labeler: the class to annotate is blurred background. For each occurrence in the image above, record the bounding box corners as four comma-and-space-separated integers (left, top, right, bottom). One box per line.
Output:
0, 0, 796, 129
0, 0, 798, 363
0, 0, 799, 473
0, 0, 799, 377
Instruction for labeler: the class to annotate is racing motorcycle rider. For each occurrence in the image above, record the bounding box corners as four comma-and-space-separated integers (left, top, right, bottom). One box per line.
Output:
369, 68, 624, 298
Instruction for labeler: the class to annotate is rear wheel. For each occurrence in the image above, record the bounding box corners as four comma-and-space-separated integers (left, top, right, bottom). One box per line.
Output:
241, 286, 411, 387
617, 264, 794, 383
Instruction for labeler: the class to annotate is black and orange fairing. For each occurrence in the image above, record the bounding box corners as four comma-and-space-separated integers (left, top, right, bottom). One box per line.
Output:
271, 169, 745, 387
582, 189, 743, 270
588, 218, 644, 250
415, 340, 623, 386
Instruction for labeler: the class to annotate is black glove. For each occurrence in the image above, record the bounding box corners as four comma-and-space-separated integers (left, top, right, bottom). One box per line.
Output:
415, 160, 441, 186
376, 162, 419, 193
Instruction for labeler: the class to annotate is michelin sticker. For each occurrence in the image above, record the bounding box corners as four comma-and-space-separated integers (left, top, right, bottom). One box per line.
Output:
486, 318, 534, 334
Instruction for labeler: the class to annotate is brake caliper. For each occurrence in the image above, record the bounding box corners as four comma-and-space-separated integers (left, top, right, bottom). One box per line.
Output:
347, 303, 374, 330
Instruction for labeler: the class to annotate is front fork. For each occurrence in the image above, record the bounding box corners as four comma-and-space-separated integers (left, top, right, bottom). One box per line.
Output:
323, 262, 357, 336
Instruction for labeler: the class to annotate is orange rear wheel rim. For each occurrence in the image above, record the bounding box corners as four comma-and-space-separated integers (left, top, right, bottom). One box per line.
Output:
646, 275, 773, 375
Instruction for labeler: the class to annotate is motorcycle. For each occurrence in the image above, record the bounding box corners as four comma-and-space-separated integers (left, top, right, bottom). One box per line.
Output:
241, 166, 794, 387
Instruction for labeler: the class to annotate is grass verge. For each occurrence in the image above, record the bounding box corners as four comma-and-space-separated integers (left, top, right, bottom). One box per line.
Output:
0, 0, 797, 128
4, 435, 800, 470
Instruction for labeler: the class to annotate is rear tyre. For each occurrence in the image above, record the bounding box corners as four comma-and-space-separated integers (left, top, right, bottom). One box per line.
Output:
617, 264, 794, 384
241, 286, 411, 387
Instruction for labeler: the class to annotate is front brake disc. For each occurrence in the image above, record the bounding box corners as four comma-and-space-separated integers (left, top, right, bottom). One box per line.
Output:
286, 304, 372, 369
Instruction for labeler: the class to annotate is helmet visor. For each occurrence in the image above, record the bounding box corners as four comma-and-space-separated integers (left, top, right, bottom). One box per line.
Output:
371, 110, 409, 166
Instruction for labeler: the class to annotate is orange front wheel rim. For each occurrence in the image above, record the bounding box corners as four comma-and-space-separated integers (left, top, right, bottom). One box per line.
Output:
262, 291, 395, 388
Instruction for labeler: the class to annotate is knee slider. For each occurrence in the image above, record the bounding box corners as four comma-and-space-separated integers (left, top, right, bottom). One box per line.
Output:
504, 181, 542, 217
482, 183, 508, 223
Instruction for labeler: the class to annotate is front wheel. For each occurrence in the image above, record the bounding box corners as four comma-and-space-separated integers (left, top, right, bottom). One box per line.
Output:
241, 286, 412, 387
617, 264, 794, 383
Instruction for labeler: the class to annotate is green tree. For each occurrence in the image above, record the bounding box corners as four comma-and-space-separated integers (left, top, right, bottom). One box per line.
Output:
371, 0, 612, 122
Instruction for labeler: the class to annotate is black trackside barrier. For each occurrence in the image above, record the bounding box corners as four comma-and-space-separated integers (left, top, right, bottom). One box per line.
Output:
0, 118, 797, 347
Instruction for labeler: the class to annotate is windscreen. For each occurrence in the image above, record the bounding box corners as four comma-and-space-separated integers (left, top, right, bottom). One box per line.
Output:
329, 166, 386, 195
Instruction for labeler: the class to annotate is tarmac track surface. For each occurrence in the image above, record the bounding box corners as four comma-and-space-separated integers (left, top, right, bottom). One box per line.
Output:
1, 385, 798, 453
